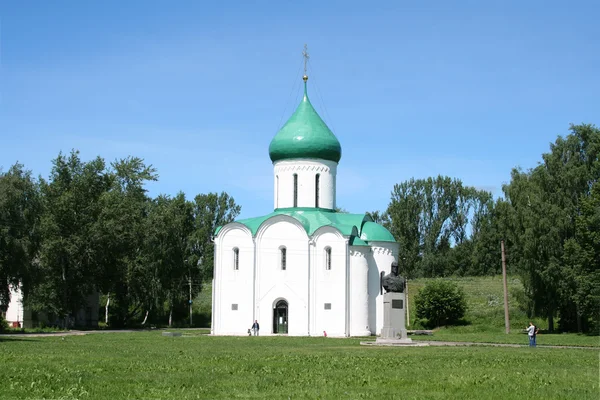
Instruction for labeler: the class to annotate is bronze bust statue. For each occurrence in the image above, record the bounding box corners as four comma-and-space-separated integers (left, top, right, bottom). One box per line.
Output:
380, 261, 405, 294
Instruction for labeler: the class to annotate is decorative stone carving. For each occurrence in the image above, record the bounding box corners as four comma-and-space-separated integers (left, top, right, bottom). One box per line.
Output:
350, 249, 367, 258
371, 246, 395, 256
274, 164, 331, 173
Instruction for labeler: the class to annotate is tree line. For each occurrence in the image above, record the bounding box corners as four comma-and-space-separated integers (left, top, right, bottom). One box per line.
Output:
1, 124, 598, 332
0, 151, 240, 328
369, 124, 599, 333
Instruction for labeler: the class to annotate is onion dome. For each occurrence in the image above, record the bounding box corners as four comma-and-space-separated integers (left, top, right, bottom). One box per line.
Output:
269, 78, 342, 163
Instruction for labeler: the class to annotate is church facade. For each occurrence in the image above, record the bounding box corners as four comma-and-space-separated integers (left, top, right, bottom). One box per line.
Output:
211, 73, 398, 337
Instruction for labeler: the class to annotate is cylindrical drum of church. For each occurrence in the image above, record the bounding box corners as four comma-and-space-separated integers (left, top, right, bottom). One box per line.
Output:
350, 246, 370, 336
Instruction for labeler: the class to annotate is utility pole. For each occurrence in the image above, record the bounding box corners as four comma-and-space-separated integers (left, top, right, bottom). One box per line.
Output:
405, 276, 410, 326
189, 275, 193, 327
501, 240, 510, 333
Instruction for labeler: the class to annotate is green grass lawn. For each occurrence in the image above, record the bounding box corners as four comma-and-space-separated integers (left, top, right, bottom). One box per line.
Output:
1, 332, 598, 399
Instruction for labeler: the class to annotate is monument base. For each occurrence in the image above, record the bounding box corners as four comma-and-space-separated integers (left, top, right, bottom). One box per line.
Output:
380, 292, 409, 340
360, 338, 426, 347
380, 327, 409, 340
375, 337, 413, 344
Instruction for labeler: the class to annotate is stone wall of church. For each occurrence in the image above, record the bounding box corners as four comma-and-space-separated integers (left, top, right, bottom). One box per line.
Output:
311, 227, 347, 337
273, 159, 337, 209
255, 217, 310, 336
349, 246, 371, 336
213, 219, 397, 337
369, 242, 399, 335
212, 224, 254, 335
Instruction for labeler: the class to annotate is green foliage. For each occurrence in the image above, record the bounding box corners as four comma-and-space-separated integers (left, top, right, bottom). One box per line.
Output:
30, 151, 112, 319
189, 192, 241, 281
334, 206, 349, 213
0, 163, 42, 310
502, 124, 600, 331
1, 150, 240, 329
385, 175, 493, 278
414, 279, 467, 327
409, 276, 536, 331
94, 156, 158, 327
0, 333, 597, 399
0, 313, 8, 332
381, 124, 599, 332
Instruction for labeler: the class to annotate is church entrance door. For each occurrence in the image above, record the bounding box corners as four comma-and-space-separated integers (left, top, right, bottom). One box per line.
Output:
273, 300, 288, 334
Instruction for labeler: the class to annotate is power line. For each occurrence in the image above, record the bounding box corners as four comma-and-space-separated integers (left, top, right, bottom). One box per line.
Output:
307, 60, 337, 135
275, 57, 304, 134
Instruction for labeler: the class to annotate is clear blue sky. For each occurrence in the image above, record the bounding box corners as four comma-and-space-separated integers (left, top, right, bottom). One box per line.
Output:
1, 1, 598, 219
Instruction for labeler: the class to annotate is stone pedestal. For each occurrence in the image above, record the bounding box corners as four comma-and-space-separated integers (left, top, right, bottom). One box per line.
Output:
377, 292, 412, 344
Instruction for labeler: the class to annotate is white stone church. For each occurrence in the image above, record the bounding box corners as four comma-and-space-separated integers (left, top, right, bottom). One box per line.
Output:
211, 73, 398, 337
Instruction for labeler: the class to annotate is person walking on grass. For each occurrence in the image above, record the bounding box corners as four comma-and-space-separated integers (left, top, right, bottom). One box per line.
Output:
526, 322, 539, 347
252, 320, 260, 336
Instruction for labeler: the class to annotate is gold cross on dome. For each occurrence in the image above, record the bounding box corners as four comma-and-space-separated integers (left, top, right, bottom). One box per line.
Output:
302, 44, 310, 76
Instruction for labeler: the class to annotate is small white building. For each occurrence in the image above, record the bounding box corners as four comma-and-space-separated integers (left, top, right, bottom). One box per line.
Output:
3, 285, 99, 329
3, 285, 25, 328
211, 74, 398, 337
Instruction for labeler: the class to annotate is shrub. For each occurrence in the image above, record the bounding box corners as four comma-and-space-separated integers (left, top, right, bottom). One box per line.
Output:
0, 314, 8, 332
415, 280, 467, 328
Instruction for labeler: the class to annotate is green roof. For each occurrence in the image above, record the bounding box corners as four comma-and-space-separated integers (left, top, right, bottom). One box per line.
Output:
268, 81, 342, 163
217, 208, 396, 244
359, 221, 396, 242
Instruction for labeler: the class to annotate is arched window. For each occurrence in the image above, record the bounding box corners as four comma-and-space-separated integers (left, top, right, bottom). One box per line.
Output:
325, 247, 332, 270
276, 175, 279, 208
315, 174, 320, 208
280, 247, 287, 270
233, 247, 239, 270
293, 174, 298, 207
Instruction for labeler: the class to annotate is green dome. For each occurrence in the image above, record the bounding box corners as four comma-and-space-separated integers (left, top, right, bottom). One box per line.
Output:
359, 221, 395, 242
269, 81, 342, 163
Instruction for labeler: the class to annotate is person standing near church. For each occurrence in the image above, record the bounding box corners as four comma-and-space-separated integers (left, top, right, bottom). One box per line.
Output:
252, 320, 260, 336
526, 322, 538, 347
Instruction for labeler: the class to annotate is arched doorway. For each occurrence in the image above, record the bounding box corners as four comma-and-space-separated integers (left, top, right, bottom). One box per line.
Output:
273, 300, 288, 334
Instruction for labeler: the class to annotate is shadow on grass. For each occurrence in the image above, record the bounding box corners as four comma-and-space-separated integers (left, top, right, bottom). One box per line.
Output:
537, 330, 600, 337
0, 336, 40, 342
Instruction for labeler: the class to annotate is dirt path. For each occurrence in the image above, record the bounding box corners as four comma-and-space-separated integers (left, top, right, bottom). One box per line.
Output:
0, 329, 144, 338
418, 340, 598, 350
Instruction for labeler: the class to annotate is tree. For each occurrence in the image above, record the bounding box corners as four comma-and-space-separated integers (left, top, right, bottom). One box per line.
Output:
142, 193, 194, 326
189, 192, 241, 281
560, 181, 600, 332
0, 164, 41, 311
365, 210, 388, 225
95, 157, 157, 326
414, 279, 467, 328
31, 151, 112, 324
386, 176, 491, 277
502, 124, 599, 332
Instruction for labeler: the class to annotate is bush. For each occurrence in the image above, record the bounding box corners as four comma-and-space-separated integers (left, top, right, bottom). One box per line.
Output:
0, 314, 8, 332
415, 280, 467, 328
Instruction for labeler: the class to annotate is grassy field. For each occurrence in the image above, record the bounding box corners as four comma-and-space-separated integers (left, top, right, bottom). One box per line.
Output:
1, 331, 598, 399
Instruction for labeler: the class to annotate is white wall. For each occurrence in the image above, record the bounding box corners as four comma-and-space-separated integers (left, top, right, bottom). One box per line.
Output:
370, 242, 399, 334
213, 224, 254, 335
350, 246, 370, 336
312, 228, 347, 337
213, 218, 398, 337
255, 216, 309, 335
273, 159, 337, 210
4, 285, 24, 326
